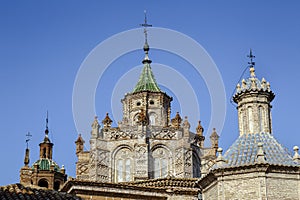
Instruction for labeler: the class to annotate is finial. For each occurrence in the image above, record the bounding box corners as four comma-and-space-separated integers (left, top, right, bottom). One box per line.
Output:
247, 49, 255, 67
196, 120, 204, 135
293, 146, 300, 163
102, 112, 113, 127
25, 132, 32, 149
45, 111, 49, 135
171, 112, 182, 129
140, 10, 152, 64
247, 49, 256, 77
183, 116, 190, 129
24, 132, 32, 166
216, 147, 227, 166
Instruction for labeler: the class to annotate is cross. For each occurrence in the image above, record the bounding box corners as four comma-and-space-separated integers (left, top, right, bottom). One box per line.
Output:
140, 10, 152, 43
247, 49, 255, 67
25, 132, 32, 149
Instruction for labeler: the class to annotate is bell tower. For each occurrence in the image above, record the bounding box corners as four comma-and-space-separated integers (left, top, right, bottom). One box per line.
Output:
19, 113, 67, 190
233, 50, 275, 135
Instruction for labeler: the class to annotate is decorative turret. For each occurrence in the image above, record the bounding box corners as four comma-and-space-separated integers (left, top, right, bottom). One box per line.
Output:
194, 121, 205, 148
171, 112, 182, 129
102, 113, 113, 128
91, 116, 100, 137
75, 134, 85, 155
210, 128, 219, 150
233, 50, 275, 135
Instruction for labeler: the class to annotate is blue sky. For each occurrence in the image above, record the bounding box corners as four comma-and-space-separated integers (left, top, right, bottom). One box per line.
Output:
0, 1, 299, 186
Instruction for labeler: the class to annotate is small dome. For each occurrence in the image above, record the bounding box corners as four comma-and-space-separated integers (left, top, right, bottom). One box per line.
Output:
32, 158, 60, 171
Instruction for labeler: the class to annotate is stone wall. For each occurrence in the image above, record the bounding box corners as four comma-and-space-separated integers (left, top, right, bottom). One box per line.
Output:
200, 166, 300, 200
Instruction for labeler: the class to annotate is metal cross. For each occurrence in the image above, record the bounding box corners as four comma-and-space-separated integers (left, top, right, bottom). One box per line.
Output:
247, 49, 255, 67
25, 132, 32, 149
140, 10, 152, 43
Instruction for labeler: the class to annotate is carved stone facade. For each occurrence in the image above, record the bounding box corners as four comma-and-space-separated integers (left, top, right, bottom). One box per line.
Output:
75, 41, 219, 184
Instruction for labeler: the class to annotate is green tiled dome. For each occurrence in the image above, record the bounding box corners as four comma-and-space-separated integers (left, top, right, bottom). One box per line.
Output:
133, 62, 161, 93
32, 158, 60, 171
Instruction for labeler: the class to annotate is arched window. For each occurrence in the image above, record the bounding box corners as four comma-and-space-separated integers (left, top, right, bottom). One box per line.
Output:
38, 179, 48, 188
239, 110, 244, 134
248, 107, 253, 133
152, 148, 169, 178
115, 148, 132, 182
149, 113, 156, 126
258, 106, 264, 132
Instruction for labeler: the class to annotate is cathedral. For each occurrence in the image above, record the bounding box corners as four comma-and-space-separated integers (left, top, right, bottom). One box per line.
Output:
13, 18, 300, 200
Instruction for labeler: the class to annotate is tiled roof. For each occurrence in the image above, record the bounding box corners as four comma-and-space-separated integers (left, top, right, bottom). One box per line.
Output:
0, 183, 81, 200
133, 62, 161, 93
215, 132, 299, 169
32, 158, 60, 171
127, 177, 198, 189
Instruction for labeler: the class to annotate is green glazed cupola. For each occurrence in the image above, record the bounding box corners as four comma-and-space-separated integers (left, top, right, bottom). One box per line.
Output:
132, 46, 161, 93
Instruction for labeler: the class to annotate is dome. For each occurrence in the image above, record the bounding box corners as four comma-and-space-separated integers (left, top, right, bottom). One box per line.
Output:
32, 158, 60, 171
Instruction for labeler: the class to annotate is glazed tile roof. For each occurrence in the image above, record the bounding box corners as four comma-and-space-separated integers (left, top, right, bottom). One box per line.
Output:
133, 62, 161, 93
32, 158, 60, 171
215, 132, 299, 169
0, 183, 81, 200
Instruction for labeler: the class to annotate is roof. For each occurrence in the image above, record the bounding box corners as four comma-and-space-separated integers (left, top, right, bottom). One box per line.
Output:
132, 62, 161, 93
214, 132, 299, 169
61, 178, 198, 197
127, 177, 198, 190
32, 158, 60, 171
0, 183, 81, 200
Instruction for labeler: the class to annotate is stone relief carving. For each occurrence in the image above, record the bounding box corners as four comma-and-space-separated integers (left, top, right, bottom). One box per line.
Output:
77, 163, 89, 175
151, 128, 177, 139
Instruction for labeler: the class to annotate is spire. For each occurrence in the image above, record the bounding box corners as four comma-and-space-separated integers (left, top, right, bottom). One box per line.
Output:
24, 132, 32, 166
171, 112, 182, 129
45, 111, 49, 134
133, 11, 161, 93
43, 111, 50, 143
140, 10, 152, 64
39, 112, 53, 159
196, 120, 204, 136
102, 113, 113, 128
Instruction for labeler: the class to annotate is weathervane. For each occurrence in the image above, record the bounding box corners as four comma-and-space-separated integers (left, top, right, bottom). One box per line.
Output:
140, 10, 152, 44
25, 132, 32, 149
247, 49, 255, 67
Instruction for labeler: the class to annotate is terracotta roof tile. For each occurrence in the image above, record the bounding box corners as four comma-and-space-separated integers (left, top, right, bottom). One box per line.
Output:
0, 184, 81, 200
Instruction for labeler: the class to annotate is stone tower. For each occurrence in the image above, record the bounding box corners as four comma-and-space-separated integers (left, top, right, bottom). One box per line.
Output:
233, 50, 275, 135
120, 41, 172, 128
19, 116, 67, 190
197, 51, 300, 200
75, 17, 219, 183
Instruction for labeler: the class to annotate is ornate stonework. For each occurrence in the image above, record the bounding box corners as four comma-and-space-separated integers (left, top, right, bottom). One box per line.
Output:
75, 41, 218, 183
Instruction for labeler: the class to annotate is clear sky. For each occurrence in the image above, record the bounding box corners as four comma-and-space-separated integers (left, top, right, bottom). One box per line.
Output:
0, 1, 299, 186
